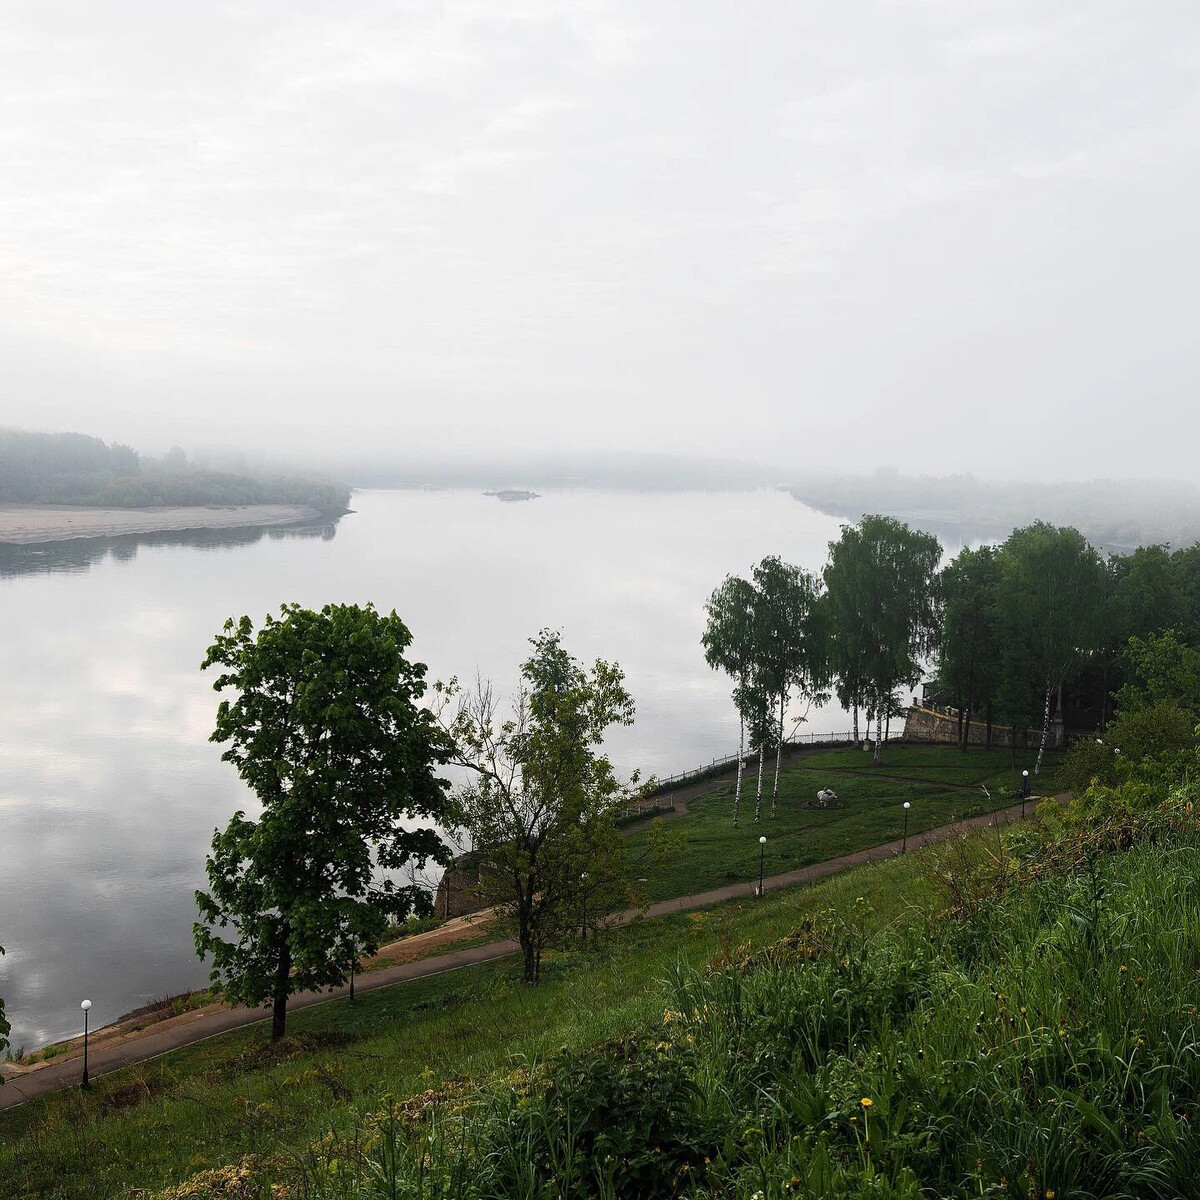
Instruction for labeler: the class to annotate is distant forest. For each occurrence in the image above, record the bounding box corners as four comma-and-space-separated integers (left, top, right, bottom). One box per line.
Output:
788, 470, 1200, 552
0, 430, 351, 515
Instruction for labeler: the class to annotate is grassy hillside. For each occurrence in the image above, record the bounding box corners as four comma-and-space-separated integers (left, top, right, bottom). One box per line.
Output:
0, 857, 925, 1199
626, 745, 1043, 902
10, 745, 1192, 1199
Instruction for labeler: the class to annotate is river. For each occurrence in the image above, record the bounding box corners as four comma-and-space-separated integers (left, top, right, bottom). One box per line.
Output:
0, 488, 850, 1050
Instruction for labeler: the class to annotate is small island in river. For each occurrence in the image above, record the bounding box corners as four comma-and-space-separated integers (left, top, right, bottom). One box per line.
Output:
483, 489, 541, 502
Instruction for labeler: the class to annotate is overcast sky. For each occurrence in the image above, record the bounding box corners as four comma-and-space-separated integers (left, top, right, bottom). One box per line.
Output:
2, 2, 1198, 478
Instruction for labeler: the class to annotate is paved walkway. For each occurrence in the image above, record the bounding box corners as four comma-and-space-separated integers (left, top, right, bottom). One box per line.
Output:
0, 798, 1035, 1111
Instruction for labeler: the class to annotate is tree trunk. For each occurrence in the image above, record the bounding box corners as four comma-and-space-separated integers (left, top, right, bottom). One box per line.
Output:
733, 706, 744, 826
852, 700, 859, 747
956, 703, 963, 746
962, 705, 972, 749
1035, 686, 1052, 775
270, 938, 292, 1042
520, 926, 537, 983
754, 736, 765, 823
985, 702, 993, 749
1100, 657, 1110, 731
772, 691, 784, 818
873, 707, 883, 765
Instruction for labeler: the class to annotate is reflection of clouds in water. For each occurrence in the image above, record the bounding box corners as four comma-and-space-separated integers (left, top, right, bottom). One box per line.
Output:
0, 490, 848, 1049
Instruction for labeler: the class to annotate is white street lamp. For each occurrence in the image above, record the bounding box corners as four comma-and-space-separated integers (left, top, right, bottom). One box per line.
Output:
80, 999, 92, 1089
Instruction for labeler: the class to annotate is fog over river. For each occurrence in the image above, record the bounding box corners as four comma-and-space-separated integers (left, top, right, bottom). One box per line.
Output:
0, 489, 852, 1050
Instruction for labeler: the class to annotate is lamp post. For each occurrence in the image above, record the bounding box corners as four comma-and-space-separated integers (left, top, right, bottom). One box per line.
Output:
901, 802, 911, 854
758, 835, 767, 897
80, 999, 92, 1090
1020, 769, 1031, 819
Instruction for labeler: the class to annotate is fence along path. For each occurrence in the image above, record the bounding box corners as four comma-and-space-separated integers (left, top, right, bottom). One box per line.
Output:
644, 727, 908, 793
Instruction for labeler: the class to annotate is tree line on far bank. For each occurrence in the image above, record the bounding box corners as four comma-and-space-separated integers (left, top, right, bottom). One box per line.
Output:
703, 516, 1200, 823
0, 428, 350, 515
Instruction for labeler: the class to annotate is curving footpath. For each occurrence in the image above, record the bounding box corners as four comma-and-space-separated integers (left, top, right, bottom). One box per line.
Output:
0, 799, 1036, 1112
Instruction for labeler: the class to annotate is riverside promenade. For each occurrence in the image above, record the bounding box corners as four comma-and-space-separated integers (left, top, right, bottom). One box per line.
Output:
0, 798, 1037, 1111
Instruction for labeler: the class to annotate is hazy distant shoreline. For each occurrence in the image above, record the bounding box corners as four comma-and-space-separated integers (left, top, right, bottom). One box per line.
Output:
0, 503, 324, 545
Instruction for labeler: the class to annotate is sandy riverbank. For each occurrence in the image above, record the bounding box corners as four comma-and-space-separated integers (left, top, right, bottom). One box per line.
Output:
0, 503, 322, 545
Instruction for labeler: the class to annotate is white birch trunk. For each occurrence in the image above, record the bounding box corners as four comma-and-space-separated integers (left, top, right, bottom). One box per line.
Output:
733, 707, 744, 825
1035, 686, 1052, 775
873, 707, 883, 765
754, 737, 765, 823
853, 700, 860, 747
772, 691, 784, 819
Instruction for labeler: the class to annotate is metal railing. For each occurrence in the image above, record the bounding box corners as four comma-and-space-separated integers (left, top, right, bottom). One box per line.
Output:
644, 728, 905, 795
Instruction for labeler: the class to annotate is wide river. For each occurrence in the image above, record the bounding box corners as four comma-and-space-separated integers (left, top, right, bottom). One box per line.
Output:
0, 488, 851, 1050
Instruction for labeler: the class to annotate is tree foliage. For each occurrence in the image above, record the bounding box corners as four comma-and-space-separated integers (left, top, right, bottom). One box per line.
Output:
702, 575, 759, 824
0, 428, 350, 513
934, 545, 1002, 746
442, 631, 636, 983
996, 523, 1106, 773
1114, 628, 1200, 716
194, 603, 452, 1040
824, 515, 942, 763
702, 561, 829, 822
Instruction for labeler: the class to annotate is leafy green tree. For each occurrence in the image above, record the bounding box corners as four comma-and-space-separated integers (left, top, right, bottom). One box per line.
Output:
825, 516, 942, 764
194, 603, 452, 1040
996, 523, 1106, 775
936, 545, 1002, 747
1110, 545, 1182, 643
749, 556, 829, 817
1170, 542, 1200, 642
702, 575, 759, 824
1107, 700, 1198, 766
442, 631, 636, 983
1113, 628, 1200, 716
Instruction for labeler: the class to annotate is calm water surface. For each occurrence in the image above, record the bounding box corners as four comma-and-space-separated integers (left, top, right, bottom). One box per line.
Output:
0, 489, 848, 1049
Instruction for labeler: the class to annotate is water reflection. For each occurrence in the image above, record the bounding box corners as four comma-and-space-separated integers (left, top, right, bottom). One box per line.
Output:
0, 520, 339, 579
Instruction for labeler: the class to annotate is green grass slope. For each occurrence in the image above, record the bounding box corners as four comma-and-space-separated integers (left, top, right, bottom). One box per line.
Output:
627, 744, 1046, 902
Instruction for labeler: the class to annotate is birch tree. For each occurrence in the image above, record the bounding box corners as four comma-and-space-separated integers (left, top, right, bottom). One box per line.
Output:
997, 523, 1105, 774
702, 574, 758, 825
825, 516, 942, 764
750, 555, 829, 816
936, 545, 1002, 747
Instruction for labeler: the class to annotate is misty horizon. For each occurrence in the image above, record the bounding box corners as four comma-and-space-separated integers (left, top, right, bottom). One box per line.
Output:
2, 4, 1199, 478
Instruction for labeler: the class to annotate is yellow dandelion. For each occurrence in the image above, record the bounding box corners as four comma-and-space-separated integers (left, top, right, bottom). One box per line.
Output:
860, 1097, 873, 1108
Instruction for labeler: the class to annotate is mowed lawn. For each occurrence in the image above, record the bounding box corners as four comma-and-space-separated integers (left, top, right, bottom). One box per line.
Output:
625, 743, 1059, 902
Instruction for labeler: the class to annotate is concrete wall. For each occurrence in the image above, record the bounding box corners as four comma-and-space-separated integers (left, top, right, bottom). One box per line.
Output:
434, 855, 492, 919
903, 704, 1059, 749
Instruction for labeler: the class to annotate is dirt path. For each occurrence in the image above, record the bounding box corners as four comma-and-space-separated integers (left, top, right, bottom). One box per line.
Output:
0, 797, 1041, 1112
